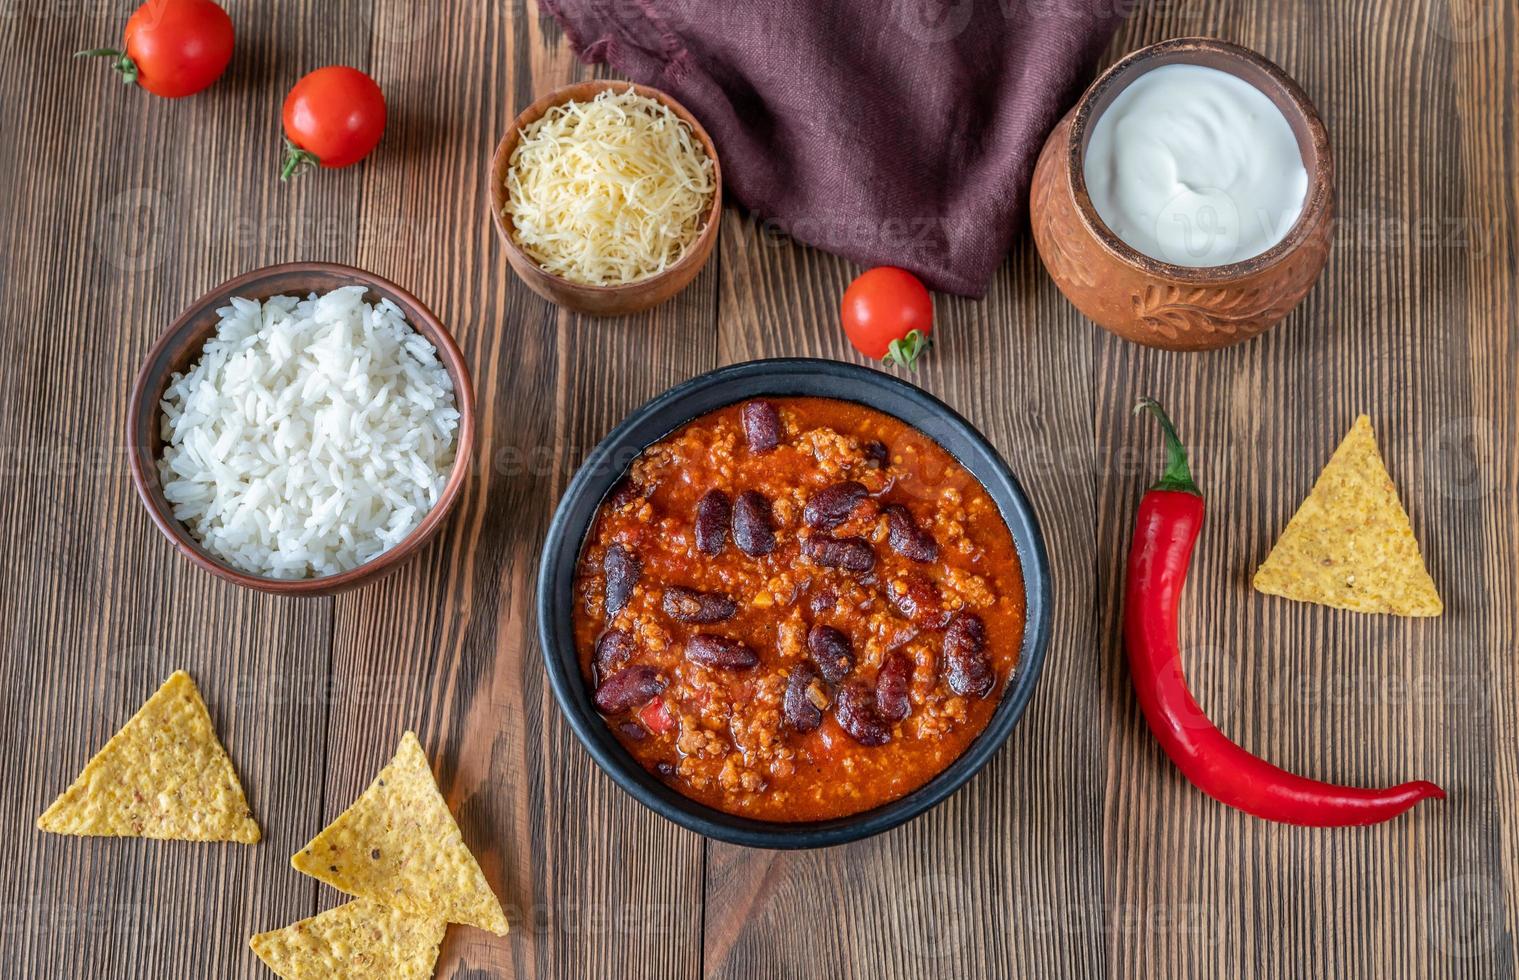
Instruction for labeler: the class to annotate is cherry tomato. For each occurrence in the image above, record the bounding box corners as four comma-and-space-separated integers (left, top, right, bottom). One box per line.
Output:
280, 66, 387, 181
77, 0, 234, 99
840, 267, 934, 370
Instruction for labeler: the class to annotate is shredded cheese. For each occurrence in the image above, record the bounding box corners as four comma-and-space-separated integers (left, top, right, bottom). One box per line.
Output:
504, 88, 716, 287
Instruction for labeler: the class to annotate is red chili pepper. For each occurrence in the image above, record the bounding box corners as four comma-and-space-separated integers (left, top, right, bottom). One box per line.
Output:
1124, 399, 1444, 827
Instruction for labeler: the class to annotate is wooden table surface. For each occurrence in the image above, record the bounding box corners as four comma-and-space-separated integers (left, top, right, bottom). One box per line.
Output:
2, 0, 1515, 977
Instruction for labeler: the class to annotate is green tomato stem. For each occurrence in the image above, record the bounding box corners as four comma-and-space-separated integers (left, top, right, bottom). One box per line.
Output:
881, 329, 932, 371
279, 140, 321, 183
76, 48, 138, 86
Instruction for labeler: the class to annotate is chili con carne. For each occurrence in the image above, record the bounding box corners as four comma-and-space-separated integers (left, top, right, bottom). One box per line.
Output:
573, 397, 1025, 821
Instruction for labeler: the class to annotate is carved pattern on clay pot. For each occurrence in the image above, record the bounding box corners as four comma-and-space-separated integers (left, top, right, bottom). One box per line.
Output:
1131, 221, 1333, 343
1133, 284, 1282, 341
1030, 136, 1096, 290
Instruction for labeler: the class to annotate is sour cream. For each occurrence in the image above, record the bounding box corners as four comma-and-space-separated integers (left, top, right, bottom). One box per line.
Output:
1083, 63, 1308, 267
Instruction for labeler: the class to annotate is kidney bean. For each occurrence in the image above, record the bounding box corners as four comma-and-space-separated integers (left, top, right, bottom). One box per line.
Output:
835, 681, 892, 746
803, 534, 875, 572
808, 589, 838, 617
606, 477, 646, 511
741, 400, 782, 453
694, 489, 731, 555
944, 612, 995, 697
685, 634, 760, 670
655, 761, 677, 779
886, 573, 951, 628
617, 721, 648, 741
803, 480, 868, 530
884, 504, 939, 562
876, 652, 913, 722
732, 490, 776, 556
784, 665, 825, 732
594, 665, 665, 714
662, 586, 738, 624
806, 624, 855, 683
863, 440, 890, 469
594, 629, 635, 677
603, 544, 641, 615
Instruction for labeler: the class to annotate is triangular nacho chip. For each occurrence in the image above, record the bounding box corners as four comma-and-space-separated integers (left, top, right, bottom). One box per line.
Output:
1254, 416, 1442, 616
250, 899, 445, 979
37, 670, 261, 843
292, 731, 508, 935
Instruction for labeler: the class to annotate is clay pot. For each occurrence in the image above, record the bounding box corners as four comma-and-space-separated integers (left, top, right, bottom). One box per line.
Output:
1030, 37, 1334, 351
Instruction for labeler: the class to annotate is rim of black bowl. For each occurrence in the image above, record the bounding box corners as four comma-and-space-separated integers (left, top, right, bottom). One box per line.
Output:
536, 358, 1053, 848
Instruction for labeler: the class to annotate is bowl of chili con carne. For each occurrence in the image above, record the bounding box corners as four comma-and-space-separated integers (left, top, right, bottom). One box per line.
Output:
537, 358, 1052, 848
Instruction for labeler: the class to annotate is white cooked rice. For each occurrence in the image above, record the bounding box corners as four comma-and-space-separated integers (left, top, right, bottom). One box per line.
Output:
158, 286, 460, 579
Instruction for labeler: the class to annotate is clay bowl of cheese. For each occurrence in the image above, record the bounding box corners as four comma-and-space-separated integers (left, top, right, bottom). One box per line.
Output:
1030, 37, 1334, 351
490, 80, 722, 317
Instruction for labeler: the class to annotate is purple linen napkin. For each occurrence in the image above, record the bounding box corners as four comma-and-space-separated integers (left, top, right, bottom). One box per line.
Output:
538, 0, 1123, 296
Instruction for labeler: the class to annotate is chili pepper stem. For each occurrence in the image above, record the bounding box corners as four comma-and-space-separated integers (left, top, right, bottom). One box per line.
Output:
1134, 398, 1201, 496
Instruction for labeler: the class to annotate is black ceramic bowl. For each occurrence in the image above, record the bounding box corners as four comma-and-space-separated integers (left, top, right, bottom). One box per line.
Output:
537, 358, 1052, 848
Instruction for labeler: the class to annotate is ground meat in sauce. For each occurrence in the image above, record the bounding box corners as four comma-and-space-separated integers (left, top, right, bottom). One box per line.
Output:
572, 396, 1025, 822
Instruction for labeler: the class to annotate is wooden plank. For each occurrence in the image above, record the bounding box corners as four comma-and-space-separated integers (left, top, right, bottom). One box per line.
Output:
0, 2, 375, 978
1093, 3, 1515, 979
1449, 0, 1519, 967
0, 1, 1515, 978
705, 206, 1108, 977
320, 3, 710, 978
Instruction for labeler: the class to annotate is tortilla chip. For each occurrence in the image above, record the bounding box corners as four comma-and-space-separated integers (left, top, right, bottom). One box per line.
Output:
1253, 416, 1442, 616
250, 899, 445, 979
292, 731, 508, 935
37, 670, 260, 843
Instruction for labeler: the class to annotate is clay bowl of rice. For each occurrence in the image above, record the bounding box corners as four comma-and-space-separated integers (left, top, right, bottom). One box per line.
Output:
490, 80, 722, 317
127, 262, 476, 596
